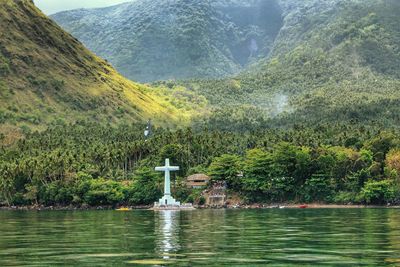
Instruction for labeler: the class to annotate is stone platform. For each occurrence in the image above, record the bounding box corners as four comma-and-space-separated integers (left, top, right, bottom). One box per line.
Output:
150, 203, 195, 211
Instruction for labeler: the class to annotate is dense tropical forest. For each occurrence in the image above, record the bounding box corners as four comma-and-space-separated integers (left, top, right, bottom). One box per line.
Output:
1, 0, 400, 207
1, 121, 400, 206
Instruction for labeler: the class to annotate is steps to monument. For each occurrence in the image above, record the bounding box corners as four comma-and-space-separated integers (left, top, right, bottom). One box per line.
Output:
151, 203, 195, 211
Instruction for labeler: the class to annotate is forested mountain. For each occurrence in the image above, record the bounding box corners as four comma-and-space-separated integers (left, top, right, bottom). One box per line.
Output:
179, 0, 400, 130
51, 0, 283, 82
0, 0, 205, 142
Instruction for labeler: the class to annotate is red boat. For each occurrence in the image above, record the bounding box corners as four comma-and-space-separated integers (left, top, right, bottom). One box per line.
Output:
298, 204, 308, 209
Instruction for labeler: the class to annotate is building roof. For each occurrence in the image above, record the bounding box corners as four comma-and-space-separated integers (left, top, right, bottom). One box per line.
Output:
186, 173, 210, 182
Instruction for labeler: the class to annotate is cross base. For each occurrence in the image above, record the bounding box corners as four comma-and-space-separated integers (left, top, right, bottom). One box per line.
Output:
151, 201, 195, 210
156, 195, 180, 207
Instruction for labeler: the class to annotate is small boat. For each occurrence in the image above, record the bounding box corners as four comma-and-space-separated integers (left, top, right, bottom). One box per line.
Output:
116, 207, 131, 211
298, 204, 308, 209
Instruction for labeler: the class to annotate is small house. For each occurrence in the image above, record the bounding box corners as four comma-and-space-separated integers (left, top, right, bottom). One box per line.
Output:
186, 174, 210, 189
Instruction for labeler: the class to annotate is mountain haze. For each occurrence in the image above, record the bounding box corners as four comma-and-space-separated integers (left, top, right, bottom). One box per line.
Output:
52, 0, 283, 82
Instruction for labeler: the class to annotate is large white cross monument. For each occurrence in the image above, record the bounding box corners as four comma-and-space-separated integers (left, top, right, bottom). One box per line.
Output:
155, 159, 180, 206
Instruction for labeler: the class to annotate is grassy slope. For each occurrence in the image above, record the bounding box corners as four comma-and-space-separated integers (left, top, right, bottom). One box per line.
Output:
0, 0, 201, 139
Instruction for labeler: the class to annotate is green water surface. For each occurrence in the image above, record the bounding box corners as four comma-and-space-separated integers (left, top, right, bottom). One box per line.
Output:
0, 209, 399, 266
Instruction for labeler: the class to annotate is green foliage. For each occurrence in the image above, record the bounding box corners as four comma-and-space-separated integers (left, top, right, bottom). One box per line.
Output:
129, 167, 161, 205
302, 174, 334, 203
242, 148, 293, 202
333, 191, 361, 204
40, 182, 73, 206
162, 0, 400, 131
208, 154, 242, 190
364, 132, 399, 162
84, 179, 127, 206
0, 161, 16, 205
359, 180, 398, 204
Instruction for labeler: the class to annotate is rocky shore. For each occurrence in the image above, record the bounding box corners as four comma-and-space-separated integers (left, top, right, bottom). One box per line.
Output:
0, 204, 151, 211
1, 203, 399, 211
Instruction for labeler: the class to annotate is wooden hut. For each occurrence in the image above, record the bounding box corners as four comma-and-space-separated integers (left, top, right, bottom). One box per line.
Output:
186, 174, 210, 188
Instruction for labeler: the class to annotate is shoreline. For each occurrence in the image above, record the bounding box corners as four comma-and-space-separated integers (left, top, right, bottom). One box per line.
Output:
1, 203, 399, 211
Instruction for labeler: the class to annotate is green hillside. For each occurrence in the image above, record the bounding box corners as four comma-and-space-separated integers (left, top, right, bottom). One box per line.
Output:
0, 0, 203, 142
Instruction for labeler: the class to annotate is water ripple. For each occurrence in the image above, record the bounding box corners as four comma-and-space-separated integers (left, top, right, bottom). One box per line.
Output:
0, 209, 399, 266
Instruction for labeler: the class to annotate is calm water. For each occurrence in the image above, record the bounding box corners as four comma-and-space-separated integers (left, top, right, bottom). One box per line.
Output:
0, 209, 400, 266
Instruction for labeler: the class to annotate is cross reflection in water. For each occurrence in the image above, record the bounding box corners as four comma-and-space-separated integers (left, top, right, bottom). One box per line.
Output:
155, 210, 180, 259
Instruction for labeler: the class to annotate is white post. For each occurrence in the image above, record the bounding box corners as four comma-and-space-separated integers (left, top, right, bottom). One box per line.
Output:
164, 159, 171, 196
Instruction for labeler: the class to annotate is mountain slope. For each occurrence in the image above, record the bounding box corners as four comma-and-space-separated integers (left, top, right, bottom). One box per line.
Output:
252, 0, 400, 111
177, 0, 400, 130
51, 0, 283, 82
0, 0, 199, 134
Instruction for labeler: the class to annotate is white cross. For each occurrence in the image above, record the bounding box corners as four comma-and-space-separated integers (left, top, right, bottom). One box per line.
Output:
155, 159, 179, 196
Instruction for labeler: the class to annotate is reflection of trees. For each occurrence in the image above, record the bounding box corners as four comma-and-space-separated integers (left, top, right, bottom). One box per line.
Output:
155, 211, 181, 259
385, 210, 400, 263
1, 210, 400, 265
179, 210, 228, 252
177, 209, 400, 265
0, 211, 159, 265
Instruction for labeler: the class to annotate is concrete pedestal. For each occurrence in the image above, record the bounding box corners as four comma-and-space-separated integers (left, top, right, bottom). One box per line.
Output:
158, 195, 180, 206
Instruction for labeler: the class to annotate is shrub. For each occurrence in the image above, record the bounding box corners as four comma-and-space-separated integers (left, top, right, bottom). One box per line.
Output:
84, 179, 127, 206
386, 149, 400, 180
11, 193, 27, 206
128, 168, 161, 205
198, 196, 206, 205
40, 182, 74, 206
302, 174, 334, 202
359, 180, 397, 204
208, 154, 242, 190
333, 191, 360, 204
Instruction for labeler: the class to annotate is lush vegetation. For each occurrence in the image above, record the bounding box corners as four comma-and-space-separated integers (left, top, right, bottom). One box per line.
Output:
1, 122, 399, 207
